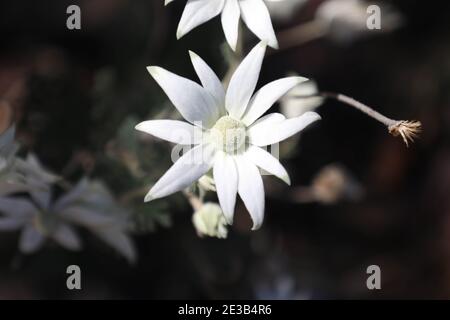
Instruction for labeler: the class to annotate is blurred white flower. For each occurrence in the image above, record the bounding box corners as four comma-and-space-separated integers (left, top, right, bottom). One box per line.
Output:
52, 178, 137, 264
0, 177, 136, 263
136, 42, 320, 229
290, 163, 363, 204
280, 76, 324, 118
316, 0, 402, 43
265, 0, 308, 22
311, 164, 363, 204
0, 196, 82, 254
166, 0, 278, 50
0, 133, 60, 197
192, 202, 228, 238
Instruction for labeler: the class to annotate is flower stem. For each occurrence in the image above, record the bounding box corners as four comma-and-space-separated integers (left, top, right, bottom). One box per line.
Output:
320, 92, 397, 127
293, 92, 422, 147
182, 189, 203, 211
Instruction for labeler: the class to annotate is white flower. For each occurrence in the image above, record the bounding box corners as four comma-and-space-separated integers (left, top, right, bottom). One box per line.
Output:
0, 177, 136, 263
0, 195, 83, 254
56, 178, 137, 263
166, 0, 278, 51
192, 202, 228, 238
136, 42, 321, 229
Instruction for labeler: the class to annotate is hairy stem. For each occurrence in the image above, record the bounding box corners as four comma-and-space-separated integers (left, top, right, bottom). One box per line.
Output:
320, 92, 397, 127
182, 189, 203, 211
292, 92, 422, 146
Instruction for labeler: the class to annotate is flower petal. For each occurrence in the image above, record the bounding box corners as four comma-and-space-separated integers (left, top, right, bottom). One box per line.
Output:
242, 76, 309, 125
52, 178, 89, 212
213, 151, 238, 224
52, 223, 82, 251
221, 0, 241, 51
59, 206, 118, 228
239, 0, 278, 49
0, 197, 37, 217
135, 120, 203, 145
249, 111, 321, 146
95, 228, 137, 264
189, 51, 226, 110
176, 0, 226, 39
245, 146, 290, 185
145, 144, 216, 201
165, 0, 174, 5
236, 155, 265, 230
19, 224, 45, 254
147, 66, 219, 128
250, 112, 286, 128
30, 188, 52, 212
0, 180, 29, 196
0, 217, 26, 230
23, 153, 60, 185
225, 42, 266, 119
280, 80, 324, 118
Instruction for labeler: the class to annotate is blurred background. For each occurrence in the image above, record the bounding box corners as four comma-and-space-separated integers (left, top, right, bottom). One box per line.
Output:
0, 0, 449, 299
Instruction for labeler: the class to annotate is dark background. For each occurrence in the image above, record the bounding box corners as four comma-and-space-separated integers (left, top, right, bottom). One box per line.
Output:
0, 0, 449, 299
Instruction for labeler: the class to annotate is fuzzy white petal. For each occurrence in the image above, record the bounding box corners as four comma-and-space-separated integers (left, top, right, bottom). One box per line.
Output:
249, 111, 321, 146
242, 76, 309, 125
225, 42, 266, 119
19, 225, 45, 254
0, 197, 37, 218
176, 0, 225, 39
60, 206, 118, 228
135, 120, 203, 145
221, 0, 241, 51
147, 66, 219, 128
213, 151, 238, 224
95, 228, 137, 264
52, 178, 89, 212
246, 146, 291, 185
145, 144, 216, 201
30, 188, 52, 211
52, 223, 82, 251
189, 51, 226, 110
0, 217, 26, 230
239, 0, 278, 49
280, 80, 324, 118
165, 0, 174, 5
236, 156, 265, 230
249, 112, 286, 130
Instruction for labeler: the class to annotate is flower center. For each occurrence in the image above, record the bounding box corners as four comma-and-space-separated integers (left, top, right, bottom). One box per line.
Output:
210, 116, 247, 154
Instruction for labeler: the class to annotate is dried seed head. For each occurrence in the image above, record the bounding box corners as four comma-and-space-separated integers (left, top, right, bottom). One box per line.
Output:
388, 120, 422, 147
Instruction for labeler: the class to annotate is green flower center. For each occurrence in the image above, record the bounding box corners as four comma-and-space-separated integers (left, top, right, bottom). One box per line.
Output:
210, 116, 247, 154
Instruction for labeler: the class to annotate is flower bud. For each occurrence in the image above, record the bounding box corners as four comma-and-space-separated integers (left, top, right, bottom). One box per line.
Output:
192, 203, 228, 239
